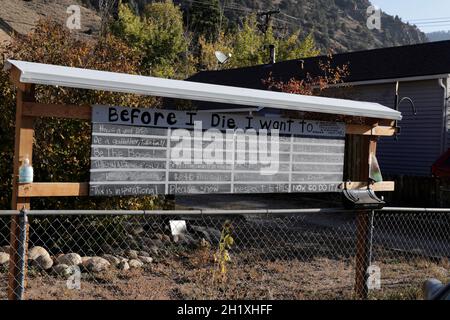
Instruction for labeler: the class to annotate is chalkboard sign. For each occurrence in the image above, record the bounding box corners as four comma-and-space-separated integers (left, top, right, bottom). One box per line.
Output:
90, 105, 346, 196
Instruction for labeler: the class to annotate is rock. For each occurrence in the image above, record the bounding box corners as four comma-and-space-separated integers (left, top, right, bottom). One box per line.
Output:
175, 234, 197, 248
161, 234, 171, 243
138, 256, 153, 264
173, 233, 187, 242
142, 238, 163, 254
113, 247, 130, 256
124, 221, 145, 236
85, 257, 110, 272
200, 238, 211, 248
53, 264, 72, 278
54, 253, 64, 260
118, 260, 130, 271
31, 254, 53, 270
192, 226, 221, 243
130, 226, 144, 236
101, 243, 114, 254
81, 256, 91, 265
142, 237, 164, 250
149, 246, 159, 256
0, 252, 9, 264
28, 246, 53, 270
112, 248, 124, 256
116, 256, 128, 262
184, 234, 197, 247
55, 253, 82, 266
0, 245, 10, 253
125, 249, 139, 260
102, 254, 121, 267
138, 251, 150, 257
128, 259, 143, 268
28, 246, 50, 260
147, 238, 164, 248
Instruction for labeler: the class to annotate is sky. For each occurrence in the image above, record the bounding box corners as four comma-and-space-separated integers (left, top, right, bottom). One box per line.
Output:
372, 0, 450, 33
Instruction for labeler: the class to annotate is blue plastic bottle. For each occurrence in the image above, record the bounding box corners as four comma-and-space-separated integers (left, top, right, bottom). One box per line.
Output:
18, 156, 33, 183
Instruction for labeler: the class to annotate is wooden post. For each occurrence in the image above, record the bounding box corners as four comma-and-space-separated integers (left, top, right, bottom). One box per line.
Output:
354, 210, 374, 299
8, 85, 35, 300
353, 136, 378, 299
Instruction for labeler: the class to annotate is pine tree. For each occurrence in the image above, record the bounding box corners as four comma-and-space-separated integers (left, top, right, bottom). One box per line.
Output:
111, 1, 191, 78
189, 0, 222, 42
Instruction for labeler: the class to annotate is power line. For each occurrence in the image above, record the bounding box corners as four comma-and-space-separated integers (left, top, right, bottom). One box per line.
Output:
185, 0, 252, 13
279, 12, 301, 21
412, 20, 450, 26
272, 17, 300, 28
417, 24, 450, 28
408, 16, 450, 22
183, 1, 450, 32
187, 0, 450, 26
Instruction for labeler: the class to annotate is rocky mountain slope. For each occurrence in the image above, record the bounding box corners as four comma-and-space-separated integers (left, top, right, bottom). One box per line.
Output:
427, 31, 450, 42
1, 0, 428, 53
0, 0, 100, 43
110, 0, 428, 53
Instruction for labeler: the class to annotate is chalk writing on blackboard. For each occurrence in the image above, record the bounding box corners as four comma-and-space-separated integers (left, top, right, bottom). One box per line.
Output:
90, 106, 346, 196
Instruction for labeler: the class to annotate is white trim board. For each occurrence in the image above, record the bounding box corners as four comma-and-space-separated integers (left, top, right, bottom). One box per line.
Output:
5, 59, 401, 120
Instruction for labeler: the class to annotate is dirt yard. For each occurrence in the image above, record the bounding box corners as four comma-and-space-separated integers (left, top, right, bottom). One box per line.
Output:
1, 250, 448, 300
0, 196, 448, 300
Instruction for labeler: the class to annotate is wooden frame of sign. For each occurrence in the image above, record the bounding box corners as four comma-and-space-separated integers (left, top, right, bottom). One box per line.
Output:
7, 66, 396, 299
16, 101, 396, 197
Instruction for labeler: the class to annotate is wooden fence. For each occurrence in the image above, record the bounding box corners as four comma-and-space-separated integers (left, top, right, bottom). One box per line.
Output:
381, 175, 450, 207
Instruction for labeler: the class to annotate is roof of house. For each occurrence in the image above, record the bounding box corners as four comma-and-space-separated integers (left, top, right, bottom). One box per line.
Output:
187, 40, 450, 90
4, 60, 401, 120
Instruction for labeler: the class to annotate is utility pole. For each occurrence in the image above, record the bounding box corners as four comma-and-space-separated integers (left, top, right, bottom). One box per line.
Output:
257, 9, 280, 34
257, 9, 280, 64
99, 0, 118, 35
218, 0, 227, 39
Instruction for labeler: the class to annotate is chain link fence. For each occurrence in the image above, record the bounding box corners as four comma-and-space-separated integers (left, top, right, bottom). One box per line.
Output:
0, 208, 449, 300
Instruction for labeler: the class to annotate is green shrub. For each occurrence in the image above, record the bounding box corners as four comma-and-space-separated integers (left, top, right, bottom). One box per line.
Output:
0, 20, 167, 211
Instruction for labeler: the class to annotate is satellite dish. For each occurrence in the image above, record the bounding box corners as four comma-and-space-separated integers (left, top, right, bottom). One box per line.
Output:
214, 51, 231, 64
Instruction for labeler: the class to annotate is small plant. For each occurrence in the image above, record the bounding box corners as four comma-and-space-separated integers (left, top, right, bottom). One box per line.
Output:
212, 220, 234, 284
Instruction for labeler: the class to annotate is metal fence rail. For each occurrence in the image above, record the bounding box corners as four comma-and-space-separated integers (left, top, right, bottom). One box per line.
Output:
0, 208, 353, 215
0, 208, 449, 300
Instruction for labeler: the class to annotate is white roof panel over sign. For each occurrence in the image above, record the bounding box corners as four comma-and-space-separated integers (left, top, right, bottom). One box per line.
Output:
4, 60, 402, 120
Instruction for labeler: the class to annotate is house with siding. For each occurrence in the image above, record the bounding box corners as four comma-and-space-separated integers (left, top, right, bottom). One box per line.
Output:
187, 41, 450, 177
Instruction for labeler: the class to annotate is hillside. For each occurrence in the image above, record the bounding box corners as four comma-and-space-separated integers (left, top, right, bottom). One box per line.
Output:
427, 31, 450, 42
0, 0, 100, 44
110, 0, 428, 53
227, 0, 427, 52
1, 0, 427, 54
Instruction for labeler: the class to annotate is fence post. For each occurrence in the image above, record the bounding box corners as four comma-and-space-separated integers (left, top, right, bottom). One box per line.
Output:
348, 135, 377, 299
8, 81, 34, 300
11, 208, 28, 300
354, 209, 374, 299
